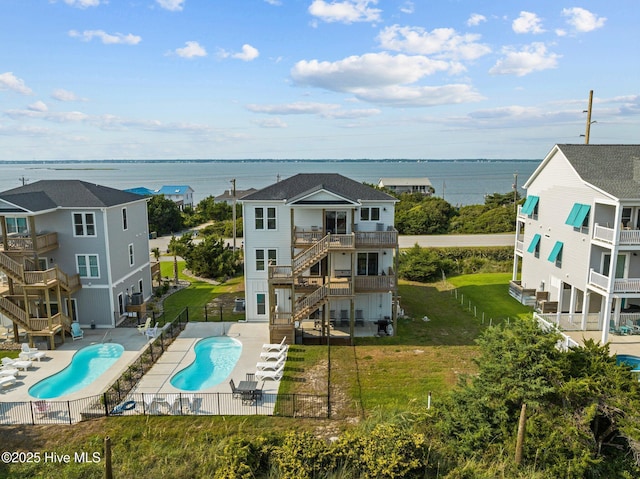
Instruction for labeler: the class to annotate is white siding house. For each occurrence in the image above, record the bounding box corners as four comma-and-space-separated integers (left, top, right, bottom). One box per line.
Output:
0, 180, 153, 347
512, 144, 640, 344
242, 174, 399, 345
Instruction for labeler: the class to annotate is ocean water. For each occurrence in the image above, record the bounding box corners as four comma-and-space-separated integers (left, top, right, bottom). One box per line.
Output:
0, 159, 540, 206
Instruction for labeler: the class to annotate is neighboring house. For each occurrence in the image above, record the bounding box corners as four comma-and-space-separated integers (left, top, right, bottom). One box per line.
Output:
0, 180, 153, 348
156, 185, 194, 210
241, 173, 399, 345
512, 144, 640, 345
214, 188, 257, 205
378, 177, 433, 195
123, 186, 156, 197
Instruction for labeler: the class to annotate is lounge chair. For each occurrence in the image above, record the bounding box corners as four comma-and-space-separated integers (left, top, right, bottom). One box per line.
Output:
229, 379, 241, 399
137, 317, 151, 335
71, 322, 84, 341
256, 364, 285, 381
624, 319, 640, 334
145, 322, 159, 339
0, 375, 16, 388
33, 400, 52, 418
142, 394, 159, 414
2, 357, 33, 371
20, 343, 46, 361
610, 319, 631, 335
259, 348, 288, 361
355, 309, 364, 327
0, 367, 20, 378
256, 356, 286, 371
262, 336, 286, 352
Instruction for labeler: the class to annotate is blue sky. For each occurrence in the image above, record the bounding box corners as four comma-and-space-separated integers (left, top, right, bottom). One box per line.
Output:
0, 0, 637, 160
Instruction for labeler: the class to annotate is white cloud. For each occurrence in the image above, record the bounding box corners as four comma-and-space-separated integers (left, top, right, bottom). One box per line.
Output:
173, 41, 207, 59
400, 2, 414, 14
51, 89, 84, 102
62, 0, 101, 8
233, 44, 260, 61
377, 25, 491, 61
68, 30, 141, 45
308, 0, 381, 24
561, 7, 606, 33
489, 42, 560, 76
254, 118, 288, 128
28, 101, 48, 112
156, 0, 185, 12
466, 13, 486, 27
351, 84, 483, 107
512, 11, 545, 34
246, 101, 380, 119
263, 0, 282, 5
0, 72, 33, 95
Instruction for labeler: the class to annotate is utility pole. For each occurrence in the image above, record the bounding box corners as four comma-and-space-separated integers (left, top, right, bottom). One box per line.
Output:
18, 176, 28, 186
231, 178, 236, 253
513, 173, 518, 211
584, 89, 594, 144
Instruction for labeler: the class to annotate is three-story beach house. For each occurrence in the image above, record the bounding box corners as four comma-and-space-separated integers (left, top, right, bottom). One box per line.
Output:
512, 144, 640, 344
0, 180, 154, 348
241, 174, 399, 345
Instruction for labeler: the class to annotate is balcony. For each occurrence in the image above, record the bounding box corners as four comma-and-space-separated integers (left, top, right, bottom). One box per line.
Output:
0, 232, 58, 254
515, 239, 524, 255
593, 223, 640, 245
355, 229, 398, 248
589, 269, 640, 293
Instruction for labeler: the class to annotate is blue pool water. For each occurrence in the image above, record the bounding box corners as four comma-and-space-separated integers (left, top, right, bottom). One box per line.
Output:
616, 354, 640, 371
29, 343, 124, 399
170, 336, 242, 391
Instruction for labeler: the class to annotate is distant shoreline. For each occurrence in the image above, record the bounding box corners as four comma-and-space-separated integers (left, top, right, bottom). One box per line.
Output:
0, 158, 540, 165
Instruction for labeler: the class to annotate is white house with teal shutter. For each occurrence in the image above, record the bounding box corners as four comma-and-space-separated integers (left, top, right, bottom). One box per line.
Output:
513, 144, 640, 345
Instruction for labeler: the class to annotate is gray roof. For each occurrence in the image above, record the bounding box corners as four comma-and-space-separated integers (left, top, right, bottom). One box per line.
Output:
558, 144, 640, 199
241, 173, 396, 203
0, 180, 146, 212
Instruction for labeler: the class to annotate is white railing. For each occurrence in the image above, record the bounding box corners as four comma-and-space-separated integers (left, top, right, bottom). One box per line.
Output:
593, 223, 640, 245
589, 269, 609, 290
535, 313, 580, 351
620, 229, 640, 244
614, 278, 640, 293
537, 312, 601, 331
515, 240, 524, 254
593, 224, 615, 243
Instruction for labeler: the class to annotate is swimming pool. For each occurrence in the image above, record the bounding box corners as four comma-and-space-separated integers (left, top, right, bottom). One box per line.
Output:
170, 336, 242, 391
616, 354, 640, 371
29, 343, 124, 399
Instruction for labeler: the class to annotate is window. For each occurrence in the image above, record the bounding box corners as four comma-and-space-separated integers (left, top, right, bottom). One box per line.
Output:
5, 217, 28, 235
325, 210, 347, 234
360, 207, 380, 221
548, 241, 563, 267
520, 196, 539, 218
76, 254, 99, 278
122, 208, 128, 230
138, 279, 143, 295
357, 252, 379, 276
255, 208, 264, 229
73, 212, 96, 237
128, 244, 134, 266
257, 293, 266, 315
565, 203, 590, 230
267, 208, 276, 229
256, 249, 276, 271
527, 234, 541, 258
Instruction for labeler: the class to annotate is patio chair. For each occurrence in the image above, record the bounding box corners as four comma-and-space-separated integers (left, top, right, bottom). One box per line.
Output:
262, 336, 287, 352
142, 394, 160, 414
256, 356, 286, 371
355, 309, 364, 327
137, 317, 151, 335
610, 319, 631, 335
256, 364, 285, 381
2, 357, 32, 371
33, 400, 52, 418
145, 322, 159, 339
0, 375, 16, 388
624, 319, 640, 334
340, 309, 349, 327
259, 348, 288, 361
71, 322, 84, 341
20, 343, 46, 361
229, 379, 241, 399
329, 310, 337, 328
0, 367, 20, 378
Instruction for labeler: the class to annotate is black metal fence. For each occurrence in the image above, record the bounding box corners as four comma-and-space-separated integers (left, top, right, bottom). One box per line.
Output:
0, 392, 329, 425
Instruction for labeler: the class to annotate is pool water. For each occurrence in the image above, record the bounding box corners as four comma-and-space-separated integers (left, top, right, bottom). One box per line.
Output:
616, 354, 640, 371
29, 343, 124, 399
170, 336, 242, 391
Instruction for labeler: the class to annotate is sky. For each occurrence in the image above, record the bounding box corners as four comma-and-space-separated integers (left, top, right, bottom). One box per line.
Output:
0, 0, 638, 161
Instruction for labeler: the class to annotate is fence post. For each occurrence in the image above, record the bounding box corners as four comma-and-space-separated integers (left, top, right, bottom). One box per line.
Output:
104, 436, 113, 479
186, 306, 189, 322
67, 400, 72, 424
104, 393, 109, 416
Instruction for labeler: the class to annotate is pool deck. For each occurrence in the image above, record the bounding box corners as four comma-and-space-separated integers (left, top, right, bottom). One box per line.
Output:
565, 330, 640, 356
0, 327, 150, 403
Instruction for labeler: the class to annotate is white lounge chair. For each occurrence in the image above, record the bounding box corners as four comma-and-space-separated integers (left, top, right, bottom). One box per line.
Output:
71, 322, 84, 341
2, 357, 32, 371
262, 336, 287, 352
145, 322, 159, 339
259, 348, 288, 361
20, 343, 46, 361
256, 364, 285, 381
256, 356, 286, 371
0, 367, 20, 378
0, 375, 16, 388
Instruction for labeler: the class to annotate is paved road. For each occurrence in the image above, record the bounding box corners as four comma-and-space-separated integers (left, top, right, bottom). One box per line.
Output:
150, 232, 515, 254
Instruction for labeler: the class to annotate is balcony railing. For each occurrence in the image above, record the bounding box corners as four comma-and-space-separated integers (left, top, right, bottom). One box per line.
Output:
593, 223, 640, 245
515, 239, 524, 254
1, 232, 58, 253
355, 275, 395, 291
589, 269, 640, 293
354, 229, 398, 247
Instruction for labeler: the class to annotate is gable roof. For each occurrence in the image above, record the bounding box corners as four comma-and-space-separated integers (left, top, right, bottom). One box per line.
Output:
0, 180, 145, 212
241, 173, 396, 203
124, 186, 156, 196
157, 185, 193, 195
556, 144, 640, 199
214, 188, 258, 201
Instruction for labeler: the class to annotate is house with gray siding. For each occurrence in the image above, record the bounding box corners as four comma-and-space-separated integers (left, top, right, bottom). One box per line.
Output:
241, 173, 399, 345
0, 180, 153, 347
512, 144, 640, 344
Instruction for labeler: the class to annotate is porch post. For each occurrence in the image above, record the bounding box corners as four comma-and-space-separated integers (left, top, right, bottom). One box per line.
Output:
581, 292, 590, 330
602, 295, 613, 344
555, 282, 564, 326
568, 286, 577, 325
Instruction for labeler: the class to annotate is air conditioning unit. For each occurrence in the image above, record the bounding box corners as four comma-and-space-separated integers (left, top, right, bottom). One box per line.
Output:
130, 292, 143, 305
